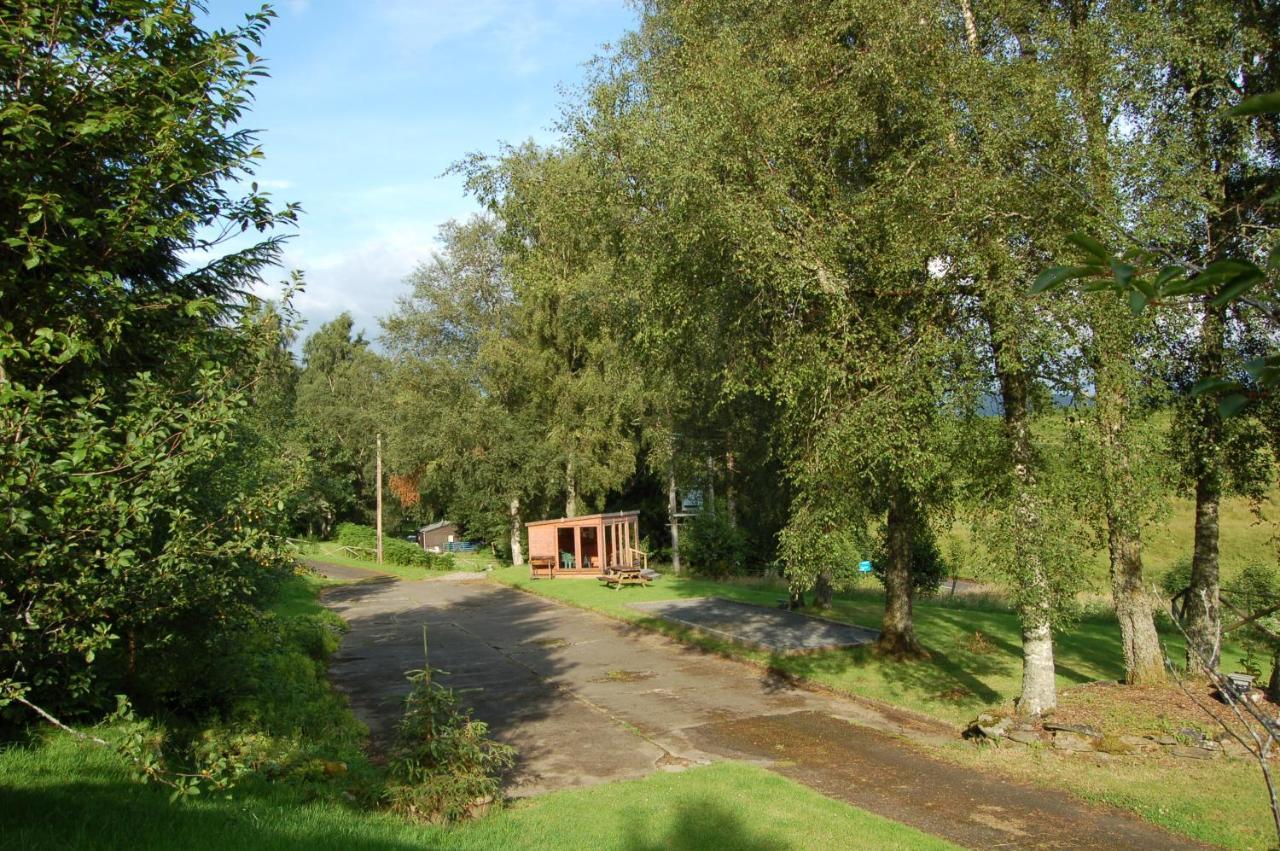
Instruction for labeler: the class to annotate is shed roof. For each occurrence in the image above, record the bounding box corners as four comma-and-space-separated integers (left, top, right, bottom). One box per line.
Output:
418, 520, 456, 533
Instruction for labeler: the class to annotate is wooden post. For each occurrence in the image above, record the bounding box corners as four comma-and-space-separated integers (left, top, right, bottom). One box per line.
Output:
376, 433, 384, 565
573, 524, 582, 571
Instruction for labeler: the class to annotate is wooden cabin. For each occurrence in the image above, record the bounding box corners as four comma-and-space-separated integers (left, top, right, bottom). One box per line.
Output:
526, 511, 646, 578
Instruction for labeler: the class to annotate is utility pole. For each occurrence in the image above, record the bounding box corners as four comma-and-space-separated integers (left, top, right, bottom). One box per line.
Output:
376, 432, 384, 565
667, 462, 682, 575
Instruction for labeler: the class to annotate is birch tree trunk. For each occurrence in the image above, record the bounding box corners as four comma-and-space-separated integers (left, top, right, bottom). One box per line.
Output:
1108, 520, 1164, 683
565, 458, 577, 518
1072, 22, 1166, 685
987, 311, 1058, 716
814, 569, 834, 610
877, 490, 924, 658
725, 450, 737, 527
1184, 300, 1225, 671
509, 496, 525, 566
958, 0, 1057, 714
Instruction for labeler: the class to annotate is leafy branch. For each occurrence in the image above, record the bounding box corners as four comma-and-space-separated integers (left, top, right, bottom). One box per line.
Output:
1033, 91, 1280, 418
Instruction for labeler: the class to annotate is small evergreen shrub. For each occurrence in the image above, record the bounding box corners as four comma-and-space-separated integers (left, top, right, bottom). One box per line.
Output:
682, 510, 749, 578
872, 524, 946, 599
384, 669, 517, 823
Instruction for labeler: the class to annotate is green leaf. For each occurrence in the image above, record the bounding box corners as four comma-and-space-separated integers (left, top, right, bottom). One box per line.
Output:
1128, 289, 1148, 315
1031, 265, 1096, 294
1191, 377, 1238, 397
1153, 265, 1185, 289
1210, 267, 1265, 307
1229, 91, 1280, 117
1110, 258, 1136, 286
1243, 357, 1269, 380
1219, 393, 1250, 418
1066, 232, 1110, 262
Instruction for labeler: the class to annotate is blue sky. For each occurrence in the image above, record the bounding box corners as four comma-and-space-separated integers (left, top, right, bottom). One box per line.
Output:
202, 1, 637, 341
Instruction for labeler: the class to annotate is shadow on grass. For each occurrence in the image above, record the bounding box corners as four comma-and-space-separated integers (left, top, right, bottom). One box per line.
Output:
0, 780, 427, 851
622, 798, 787, 851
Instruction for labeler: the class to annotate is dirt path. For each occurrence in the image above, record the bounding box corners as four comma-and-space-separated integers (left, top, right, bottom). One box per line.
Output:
316, 566, 1206, 850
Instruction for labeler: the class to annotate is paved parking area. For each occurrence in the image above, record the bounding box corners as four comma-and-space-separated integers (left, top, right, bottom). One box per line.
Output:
628, 596, 879, 652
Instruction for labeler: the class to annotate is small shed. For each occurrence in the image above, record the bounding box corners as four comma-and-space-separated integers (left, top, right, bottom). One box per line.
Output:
418, 520, 459, 552
526, 511, 643, 578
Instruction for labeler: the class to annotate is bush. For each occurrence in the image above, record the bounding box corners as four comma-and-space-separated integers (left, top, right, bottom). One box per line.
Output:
1161, 558, 1193, 601
384, 669, 516, 823
333, 524, 455, 570
681, 510, 749, 578
335, 522, 377, 550
1230, 563, 1280, 684
872, 524, 946, 599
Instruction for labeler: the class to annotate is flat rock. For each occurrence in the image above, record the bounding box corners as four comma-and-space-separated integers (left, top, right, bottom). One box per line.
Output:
1118, 735, 1159, 754
1170, 745, 1218, 761
1006, 729, 1041, 745
1044, 721, 1102, 738
1152, 735, 1177, 746
1222, 739, 1253, 760
1052, 731, 1096, 752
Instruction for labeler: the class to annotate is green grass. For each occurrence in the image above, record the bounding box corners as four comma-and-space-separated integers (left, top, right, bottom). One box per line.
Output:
489, 567, 1246, 727
293, 541, 502, 581
0, 732, 956, 851
942, 491, 1278, 594
268, 571, 340, 617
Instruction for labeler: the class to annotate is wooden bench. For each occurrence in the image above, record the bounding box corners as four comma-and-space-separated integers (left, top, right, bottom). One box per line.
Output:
530, 556, 556, 578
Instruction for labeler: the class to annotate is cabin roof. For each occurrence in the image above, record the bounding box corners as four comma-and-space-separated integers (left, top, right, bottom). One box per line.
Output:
525, 510, 639, 528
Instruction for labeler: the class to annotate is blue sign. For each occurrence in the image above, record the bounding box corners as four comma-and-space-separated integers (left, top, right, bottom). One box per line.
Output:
858, 560, 872, 573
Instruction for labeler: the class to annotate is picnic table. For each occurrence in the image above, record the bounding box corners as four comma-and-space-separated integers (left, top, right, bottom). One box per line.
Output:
598, 567, 651, 589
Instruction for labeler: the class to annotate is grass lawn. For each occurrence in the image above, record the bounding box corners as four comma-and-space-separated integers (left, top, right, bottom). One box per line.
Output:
291, 542, 500, 581
269, 571, 343, 617
490, 567, 1247, 727
943, 490, 1278, 594
0, 733, 956, 851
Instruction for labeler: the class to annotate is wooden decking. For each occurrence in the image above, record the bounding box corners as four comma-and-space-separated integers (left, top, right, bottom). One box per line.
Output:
529, 547, 648, 580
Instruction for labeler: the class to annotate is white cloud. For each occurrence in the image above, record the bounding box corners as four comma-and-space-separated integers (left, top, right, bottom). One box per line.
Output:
371, 0, 601, 77
268, 222, 447, 339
